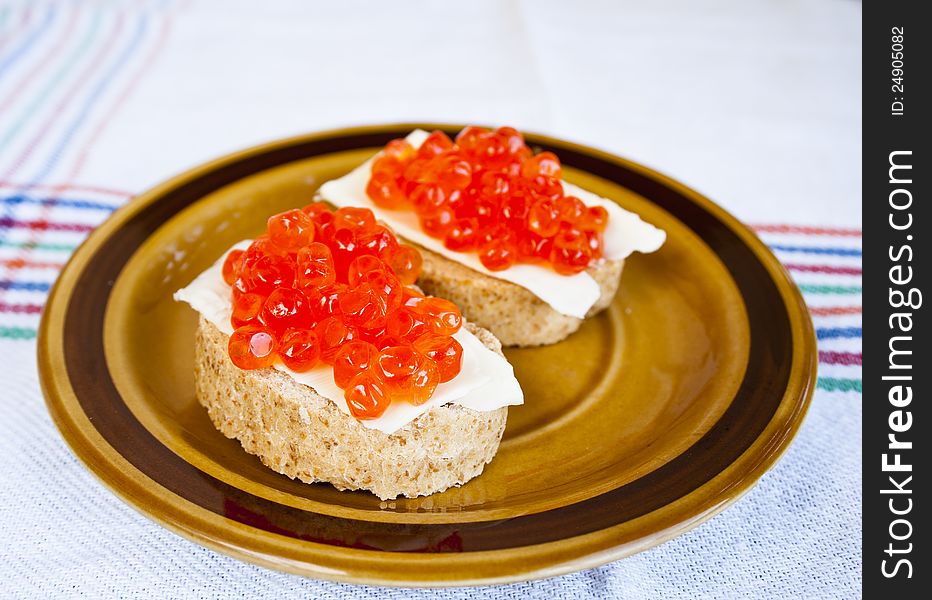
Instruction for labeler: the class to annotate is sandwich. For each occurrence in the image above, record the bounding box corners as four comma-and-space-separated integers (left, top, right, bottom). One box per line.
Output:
319, 126, 666, 346
175, 204, 523, 500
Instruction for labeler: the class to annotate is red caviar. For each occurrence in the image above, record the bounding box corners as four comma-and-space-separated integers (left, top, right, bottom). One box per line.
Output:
377, 345, 439, 405
365, 126, 609, 275
279, 328, 321, 372
228, 326, 277, 370
412, 334, 463, 383
225, 204, 461, 419
333, 341, 380, 388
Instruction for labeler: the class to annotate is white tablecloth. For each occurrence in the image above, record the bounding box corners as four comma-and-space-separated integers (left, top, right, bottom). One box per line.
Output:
0, 1, 861, 597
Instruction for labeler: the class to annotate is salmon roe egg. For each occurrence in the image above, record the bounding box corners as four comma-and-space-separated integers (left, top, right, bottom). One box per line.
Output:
231, 290, 264, 328
223, 204, 461, 415
296, 242, 336, 288
382, 245, 422, 285
416, 297, 462, 336
385, 306, 427, 342
345, 369, 390, 419
228, 326, 277, 370
267, 209, 314, 251
377, 345, 422, 383
279, 328, 321, 372
332, 340, 379, 388
260, 287, 312, 334
405, 360, 440, 406
222, 249, 244, 286
314, 316, 356, 363
412, 334, 463, 383
376, 346, 439, 405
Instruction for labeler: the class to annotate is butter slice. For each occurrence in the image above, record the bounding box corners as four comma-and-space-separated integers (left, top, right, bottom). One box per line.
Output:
318, 130, 665, 319
174, 242, 524, 435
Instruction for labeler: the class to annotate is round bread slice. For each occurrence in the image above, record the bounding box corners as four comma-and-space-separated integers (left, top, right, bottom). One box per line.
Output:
414, 246, 624, 347
194, 316, 508, 501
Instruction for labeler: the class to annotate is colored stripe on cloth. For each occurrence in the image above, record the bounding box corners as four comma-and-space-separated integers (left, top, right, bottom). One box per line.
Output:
769, 244, 861, 257
0, 8, 113, 179
798, 284, 861, 295
0, 301, 43, 315
816, 377, 862, 393
809, 306, 861, 317
0, 217, 95, 233
751, 224, 861, 237
0, 5, 55, 81
21, 10, 150, 184
760, 223, 862, 396
63, 1, 176, 184
0, 3, 171, 330
1, 193, 118, 212
0, 258, 63, 269
0, 5, 80, 117
0, 8, 105, 163
818, 351, 861, 366
816, 327, 862, 340
0, 181, 131, 197
0, 325, 36, 340
0, 280, 51, 292
784, 263, 861, 276
0, 239, 77, 251
0, 6, 25, 55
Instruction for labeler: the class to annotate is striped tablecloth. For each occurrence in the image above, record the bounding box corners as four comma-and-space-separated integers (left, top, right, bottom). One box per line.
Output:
0, 1, 861, 598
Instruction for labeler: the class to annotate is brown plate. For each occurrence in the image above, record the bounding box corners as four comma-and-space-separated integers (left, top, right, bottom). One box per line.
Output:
39, 123, 816, 586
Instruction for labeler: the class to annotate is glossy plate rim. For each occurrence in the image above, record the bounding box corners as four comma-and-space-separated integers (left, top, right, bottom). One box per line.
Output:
38, 123, 817, 586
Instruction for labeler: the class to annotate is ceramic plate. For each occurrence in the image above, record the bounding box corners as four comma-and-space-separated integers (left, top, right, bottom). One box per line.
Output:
39, 124, 816, 586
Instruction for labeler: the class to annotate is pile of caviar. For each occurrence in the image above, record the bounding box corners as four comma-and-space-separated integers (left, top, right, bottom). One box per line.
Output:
222, 204, 464, 420
366, 126, 610, 275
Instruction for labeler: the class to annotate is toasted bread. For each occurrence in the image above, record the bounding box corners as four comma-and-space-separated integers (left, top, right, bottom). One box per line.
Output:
194, 317, 508, 500
414, 246, 624, 347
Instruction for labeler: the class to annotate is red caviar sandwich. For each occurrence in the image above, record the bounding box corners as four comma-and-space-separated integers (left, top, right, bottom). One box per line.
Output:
175, 204, 523, 500
319, 126, 666, 346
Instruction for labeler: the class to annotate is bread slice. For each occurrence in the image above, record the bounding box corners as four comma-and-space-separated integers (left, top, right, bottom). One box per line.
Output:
414, 246, 624, 347
194, 316, 508, 500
